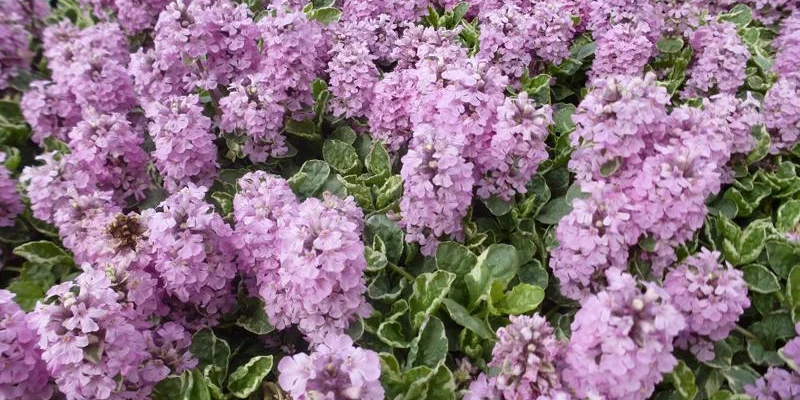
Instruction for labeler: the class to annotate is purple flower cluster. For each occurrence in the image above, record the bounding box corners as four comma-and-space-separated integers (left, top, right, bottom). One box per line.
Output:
551, 73, 761, 299
20, 21, 137, 150
664, 249, 750, 361
233, 172, 371, 344
0, 0, 47, 89
763, 11, 800, 152
368, 69, 419, 153
30, 267, 194, 400
486, 314, 568, 399
563, 269, 685, 400
683, 21, 750, 98
327, 25, 381, 119
278, 334, 384, 400
144, 95, 218, 192
150, 0, 260, 92
400, 124, 475, 255
477, 5, 537, 80
80, 0, 170, 33
398, 57, 510, 254
144, 185, 237, 316
477, 94, 552, 201
0, 152, 23, 227
746, 368, 800, 400
255, 9, 329, 115
21, 80, 83, 145
550, 184, 637, 299
66, 112, 149, 204
341, 0, 429, 25
476, 0, 576, 81
585, 0, 664, 80
0, 290, 52, 400
132, 4, 329, 164
232, 171, 296, 294
272, 194, 371, 343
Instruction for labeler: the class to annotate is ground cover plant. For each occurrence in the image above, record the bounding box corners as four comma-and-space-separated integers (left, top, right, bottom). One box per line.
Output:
0, 0, 799, 399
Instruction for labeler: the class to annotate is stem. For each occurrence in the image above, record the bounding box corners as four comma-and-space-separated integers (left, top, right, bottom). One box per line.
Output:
775, 291, 787, 304
388, 262, 415, 281
735, 324, 758, 341
4, 266, 23, 273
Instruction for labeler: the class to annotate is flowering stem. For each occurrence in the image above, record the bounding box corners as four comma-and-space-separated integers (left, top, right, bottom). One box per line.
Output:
388, 262, 415, 282
735, 324, 758, 341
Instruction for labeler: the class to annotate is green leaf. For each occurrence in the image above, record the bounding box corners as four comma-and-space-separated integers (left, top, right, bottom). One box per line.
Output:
668, 360, 698, 400
311, 78, 329, 101
409, 271, 456, 330
510, 231, 537, 263
284, 118, 320, 141
737, 221, 768, 265
435, 242, 477, 277
376, 175, 403, 208
600, 157, 622, 177
365, 247, 388, 272
720, 365, 759, 393
639, 235, 658, 252
496, 283, 545, 315
323, 139, 361, 175
777, 200, 800, 232
407, 316, 448, 369
747, 339, 783, 366
210, 192, 233, 216
13, 241, 73, 267
377, 320, 410, 348
288, 160, 330, 199
742, 264, 781, 294
190, 329, 231, 386
227, 356, 274, 398
475, 244, 519, 288
536, 196, 572, 225
338, 175, 373, 209
718, 3, 752, 27
553, 104, 576, 134
365, 214, 404, 262
657, 37, 685, 54
752, 312, 796, 347
366, 141, 391, 178
482, 196, 514, 216
747, 125, 770, 165
331, 125, 357, 144
441, 298, 494, 340
368, 271, 407, 302
709, 391, 750, 400
426, 365, 456, 400
519, 260, 549, 289
788, 265, 800, 323
465, 244, 520, 309
521, 73, 552, 105
766, 240, 800, 279
446, 2, 470, 28
153, 370, 212, 400
7, 277, 48, 311
0, 100, 23, 121
703, 340, 734, 369
3, 146, 20, 171
308, 6, 342, 23
235, 297, 274, 335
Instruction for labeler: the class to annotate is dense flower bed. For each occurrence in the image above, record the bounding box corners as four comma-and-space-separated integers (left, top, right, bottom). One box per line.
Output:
1, 0, 799, 399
